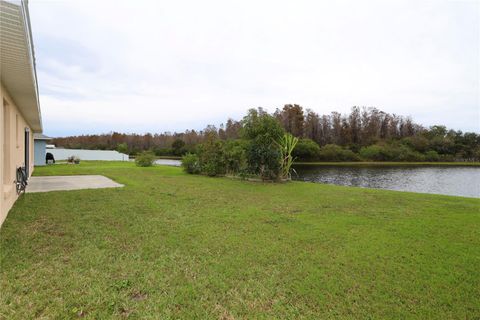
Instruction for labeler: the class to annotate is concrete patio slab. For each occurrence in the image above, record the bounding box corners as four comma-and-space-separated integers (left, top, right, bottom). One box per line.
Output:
26, 175, 124, 193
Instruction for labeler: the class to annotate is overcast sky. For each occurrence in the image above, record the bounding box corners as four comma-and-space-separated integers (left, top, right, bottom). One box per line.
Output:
29, 0, 479, 137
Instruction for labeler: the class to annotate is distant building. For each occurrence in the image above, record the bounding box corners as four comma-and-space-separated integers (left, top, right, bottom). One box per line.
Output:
1, 0, 43, 226
33, 133, 51, 166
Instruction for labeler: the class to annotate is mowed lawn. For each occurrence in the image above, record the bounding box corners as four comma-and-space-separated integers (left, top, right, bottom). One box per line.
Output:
1, 162, 479, 319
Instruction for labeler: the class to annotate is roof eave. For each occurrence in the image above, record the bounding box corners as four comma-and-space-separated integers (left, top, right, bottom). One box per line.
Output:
21, 0, 42, 132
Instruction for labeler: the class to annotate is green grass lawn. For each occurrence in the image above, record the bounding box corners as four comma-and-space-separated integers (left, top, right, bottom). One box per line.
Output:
1, 162, 479, 319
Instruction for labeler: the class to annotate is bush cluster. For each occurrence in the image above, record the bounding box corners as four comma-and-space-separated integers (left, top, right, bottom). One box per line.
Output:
318, 144, 359, 161
223, 140, 248, 175
197, 136, 226, 176
359, 144, 427, 162
181, 130, 462, 169
182, 140, 246, 177
181, 109, 287, 180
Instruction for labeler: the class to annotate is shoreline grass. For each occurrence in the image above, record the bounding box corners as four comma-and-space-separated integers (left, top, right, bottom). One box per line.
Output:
1, 161, 479, 318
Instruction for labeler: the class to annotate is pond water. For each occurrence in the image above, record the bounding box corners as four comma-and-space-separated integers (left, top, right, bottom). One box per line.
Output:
155, 159, 479, 198
293, 165, 480, 198
155, 159, 181, 166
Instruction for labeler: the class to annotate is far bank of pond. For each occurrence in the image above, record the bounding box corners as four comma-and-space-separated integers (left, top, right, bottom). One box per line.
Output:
155, 159, 479, 198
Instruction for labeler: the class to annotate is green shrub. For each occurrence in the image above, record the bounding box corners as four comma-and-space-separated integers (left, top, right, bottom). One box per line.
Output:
197, 136, 226, 177
135, 151, 156, 167
245, 141, 282, 180
223, 140, 248, 175
396, 150, 425, 161
340, 149, 359, 161
359, 145, 390, 161
116, 143, 128, 154
293, 139, 320, 161
181, 153, 201, 174
318, 144, 359, 161
424, 150, 440, 162
360, 144, 426, 161
171, 139, 187, 156
429, 136, 455, 154
401, 136, 429, 153
153, 147, 173, 156
393, 145, 425, 161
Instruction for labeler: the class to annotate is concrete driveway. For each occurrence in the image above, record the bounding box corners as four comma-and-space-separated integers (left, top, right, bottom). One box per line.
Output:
26, 175, 123, 193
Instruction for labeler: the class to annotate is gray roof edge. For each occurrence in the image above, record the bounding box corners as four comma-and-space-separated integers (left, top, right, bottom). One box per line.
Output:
33, 133, 52, 140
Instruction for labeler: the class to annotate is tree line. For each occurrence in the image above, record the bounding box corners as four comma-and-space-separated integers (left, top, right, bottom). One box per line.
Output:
51, 105, 480, 162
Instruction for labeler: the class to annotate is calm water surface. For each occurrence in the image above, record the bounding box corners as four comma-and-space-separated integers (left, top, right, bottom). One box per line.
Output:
293, 165, 480, 198
155, 159, 181, 166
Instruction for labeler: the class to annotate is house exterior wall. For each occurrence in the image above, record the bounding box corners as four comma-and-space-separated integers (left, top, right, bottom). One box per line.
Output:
1, 82, 35, 227
34, 139, 46, 166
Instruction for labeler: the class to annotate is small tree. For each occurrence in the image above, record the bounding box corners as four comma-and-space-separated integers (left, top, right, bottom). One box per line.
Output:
171, 139, 186, 156
223, 140, 248, 175
241, 108, 285, 180
116, 143, 128, 154
197, 132, 226, 176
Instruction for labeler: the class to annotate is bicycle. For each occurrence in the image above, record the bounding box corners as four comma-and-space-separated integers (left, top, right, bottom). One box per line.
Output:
15, 166, 28, 195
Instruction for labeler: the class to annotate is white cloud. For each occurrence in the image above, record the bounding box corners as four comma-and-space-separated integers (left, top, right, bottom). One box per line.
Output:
29, 0, 479, 136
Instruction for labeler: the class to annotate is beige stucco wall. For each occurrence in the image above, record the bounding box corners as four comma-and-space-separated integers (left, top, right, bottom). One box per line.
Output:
1, 82, 35, 227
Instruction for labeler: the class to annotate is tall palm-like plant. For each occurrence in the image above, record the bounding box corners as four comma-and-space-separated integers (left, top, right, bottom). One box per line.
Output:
276, 133, 299, 180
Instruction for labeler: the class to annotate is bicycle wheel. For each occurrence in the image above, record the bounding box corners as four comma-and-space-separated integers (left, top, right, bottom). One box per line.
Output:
16, 167, 27, 194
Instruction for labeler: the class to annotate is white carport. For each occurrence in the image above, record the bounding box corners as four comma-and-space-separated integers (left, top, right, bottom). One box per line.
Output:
47, 148, 129, 161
